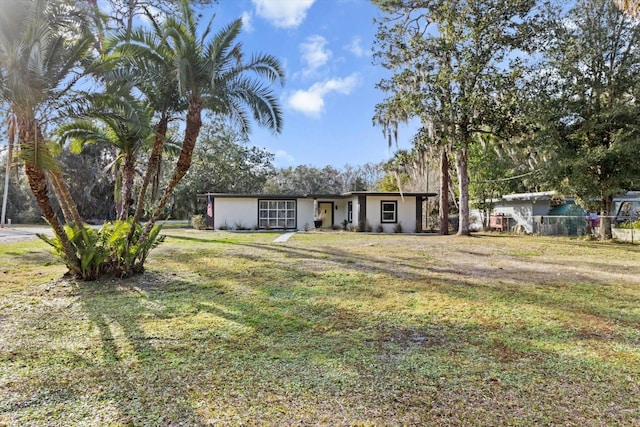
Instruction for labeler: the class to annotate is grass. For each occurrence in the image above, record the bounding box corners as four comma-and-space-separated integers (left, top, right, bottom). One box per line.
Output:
1, 230, 640, 425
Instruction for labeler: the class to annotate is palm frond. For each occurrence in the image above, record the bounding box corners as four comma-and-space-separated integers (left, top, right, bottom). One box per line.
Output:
18, 139, 60, 172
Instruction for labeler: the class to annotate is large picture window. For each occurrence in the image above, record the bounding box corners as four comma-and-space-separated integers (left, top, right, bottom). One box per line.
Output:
258, 200, 296, 229
381, 201, 397, 223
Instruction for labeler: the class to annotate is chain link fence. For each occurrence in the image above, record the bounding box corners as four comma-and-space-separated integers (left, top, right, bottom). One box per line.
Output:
530, 215, 639, 241
534, 215, 590, 236
473, 211, 639, 241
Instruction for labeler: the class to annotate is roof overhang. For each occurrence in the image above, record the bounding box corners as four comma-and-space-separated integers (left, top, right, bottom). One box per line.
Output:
198, 191, 437, 200
501, 191, 556, 202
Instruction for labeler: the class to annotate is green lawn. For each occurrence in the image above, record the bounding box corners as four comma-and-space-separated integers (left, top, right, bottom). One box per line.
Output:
1, 230, 640, 426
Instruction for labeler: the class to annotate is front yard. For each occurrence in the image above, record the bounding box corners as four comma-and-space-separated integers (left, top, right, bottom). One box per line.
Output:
1, 231, 639, 425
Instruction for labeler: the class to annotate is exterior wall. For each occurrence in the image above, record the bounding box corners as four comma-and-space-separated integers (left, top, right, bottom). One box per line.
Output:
333, 198, 349, 228
365, 195, 417, 233
493, 203, 530, 233
213, 198, 258, 229
532, 201, 552, 216
492, 200, 551, 233
297, 199, 315, 230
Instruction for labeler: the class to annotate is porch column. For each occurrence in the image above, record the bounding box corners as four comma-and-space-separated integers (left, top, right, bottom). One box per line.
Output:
415, 196, 423, 233
313, 198, 318, 216
358, 195, 366, 232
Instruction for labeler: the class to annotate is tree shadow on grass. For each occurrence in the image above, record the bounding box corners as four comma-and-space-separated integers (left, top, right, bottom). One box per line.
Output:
161, 233, 238, 244
147, 259, 640, 424
222, 239, 640, 342
4, 250, 57, 267
152, 236, 640, 423
73, 277, 209, 425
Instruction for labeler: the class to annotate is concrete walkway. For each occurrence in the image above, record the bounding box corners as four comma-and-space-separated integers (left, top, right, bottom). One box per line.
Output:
0, 226, 53, 243
273, 232, 296, 243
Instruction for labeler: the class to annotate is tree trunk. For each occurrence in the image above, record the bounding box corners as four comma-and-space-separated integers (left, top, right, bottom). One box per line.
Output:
439, 146, 449, 235
139, 99, 203, 244
600, 194, 613, 240
48, 172, 74, 224
25, 164, 80, 272
129, 114, 168, 241
19, 119, 80, 273
119, 151, 136, 220
114, 168, 123, 220
50, 171, 83, 225
455, 146, 470, 236
1, 122, 14, 228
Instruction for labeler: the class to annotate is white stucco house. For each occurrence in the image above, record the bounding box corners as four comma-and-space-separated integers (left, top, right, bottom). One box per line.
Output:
198, 191, 436, 233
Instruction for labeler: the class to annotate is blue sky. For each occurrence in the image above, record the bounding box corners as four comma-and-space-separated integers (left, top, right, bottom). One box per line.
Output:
200, 0, 416, 168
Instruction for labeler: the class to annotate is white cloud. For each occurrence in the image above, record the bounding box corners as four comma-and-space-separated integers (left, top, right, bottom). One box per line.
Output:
241, 11, 254, 32
287, 73, 360, 118
300, 35, 331, 76
252, 0, 315, 29
344, 35, 367, 57
275, 150, 296, 164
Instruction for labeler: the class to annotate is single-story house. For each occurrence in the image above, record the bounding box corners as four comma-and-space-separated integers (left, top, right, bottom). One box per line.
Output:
492, 191, 556, 234
473, 190, 640, 235
471, 191, 556, 233
197, 191, 436, 233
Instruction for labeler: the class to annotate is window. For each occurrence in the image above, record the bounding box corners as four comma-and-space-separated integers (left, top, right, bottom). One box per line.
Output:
347, 201, 353, 223
258, 200, 296, 229
381, 201, 397, 223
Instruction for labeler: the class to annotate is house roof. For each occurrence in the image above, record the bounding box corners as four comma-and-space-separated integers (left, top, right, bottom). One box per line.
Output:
197, 191, 437, 200
501, 191, 557, 201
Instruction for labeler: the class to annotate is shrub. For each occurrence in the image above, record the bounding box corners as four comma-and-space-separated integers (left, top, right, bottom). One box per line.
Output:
234, 222, 248, 230
619, 220, 640, 230
394, 222, 403, 233
39, 223, 108, 280
376, 224, 384, 233
191, 214, 206, 230
101, 219, 165, 277
364, 220, 372, 232
38, 218, 165, 280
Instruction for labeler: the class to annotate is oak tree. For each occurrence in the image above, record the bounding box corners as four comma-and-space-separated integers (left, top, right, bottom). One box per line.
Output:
373, 0, 542, 235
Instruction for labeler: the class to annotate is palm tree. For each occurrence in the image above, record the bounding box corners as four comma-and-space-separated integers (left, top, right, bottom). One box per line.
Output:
105, 18, 187, 230
127, 0, 285, 250
57, 94, 153, 220
0, 0, 94, 273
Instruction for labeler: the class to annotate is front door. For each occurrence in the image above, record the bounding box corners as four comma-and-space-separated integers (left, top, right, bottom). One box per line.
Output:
318, 202, 333, 228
